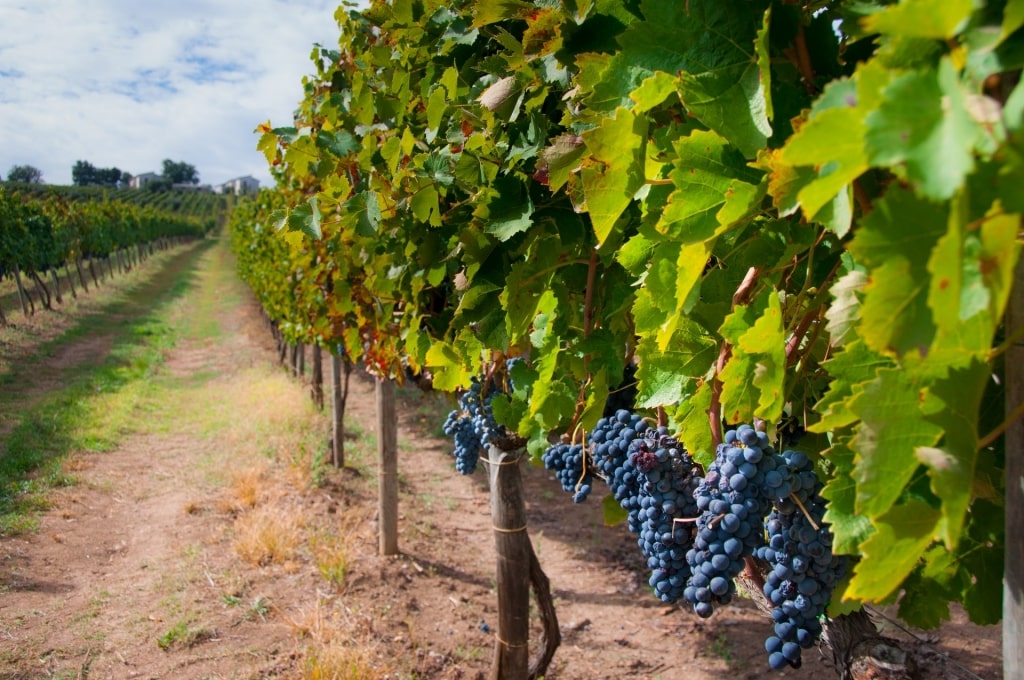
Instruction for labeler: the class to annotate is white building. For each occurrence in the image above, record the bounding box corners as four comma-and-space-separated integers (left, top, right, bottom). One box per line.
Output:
215, 176, 260, 195
129, 172, 162, 189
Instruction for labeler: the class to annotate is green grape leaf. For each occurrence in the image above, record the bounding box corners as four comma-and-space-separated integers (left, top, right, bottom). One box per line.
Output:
719, 352, 757, 424
811, 339, 891, 433
820, 437, 875, 555
848, 186, 946, 356
580, 107, 648, 245
659, 130, 764, 244
502, 236, 560, 343
846, 500, 940, 602
411, 184, 441, 226
630, 71, 679, 113
425, 341, 475, 391
918, 359, 988, 547
958, 500, 1005, 624
427, 86, 448, 136
717, 291, 784, 424
865, 58, 980, 201
278, 198, 322, 240
474, 176, 534, 241
737, 292, 785, 422
636, 326, 716, 408
865, 0, 974, 39
470, 0, 534, 28
585, 0, 771, 156
849, 367, 943, 518
1003, 0, 1024, 42
317, 129, 360, 157
781, 106, 868, 225
602, 493, 628, 527
755, 6, 773, 124
824, 269, 867, 347
896, 546, 956, 629
675, 380, 715, 466
655, 241, 712, 350
283, 134, 318, 177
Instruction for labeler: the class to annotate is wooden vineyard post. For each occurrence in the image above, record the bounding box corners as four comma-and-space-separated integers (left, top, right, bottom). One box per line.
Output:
310, 344, 324, 410
1005, 255, 1024, 680
12, 264, 31, 316
50, 269, 63, 305
483, 444, 560, 680
376, 377, 399, 556
63, 262, 77, 299
487, 444, 531, 680
330, 351, 350, 468
74, 258, 89, 293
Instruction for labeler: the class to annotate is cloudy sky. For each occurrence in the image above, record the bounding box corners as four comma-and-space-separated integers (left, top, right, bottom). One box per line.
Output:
0, 1, 356, 188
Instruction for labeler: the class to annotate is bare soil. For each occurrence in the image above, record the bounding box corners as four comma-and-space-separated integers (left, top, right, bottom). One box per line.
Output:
0, 241, 1003, 680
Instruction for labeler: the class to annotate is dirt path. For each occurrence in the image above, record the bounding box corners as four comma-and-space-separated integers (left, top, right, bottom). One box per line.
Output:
0, 238, 1003, 680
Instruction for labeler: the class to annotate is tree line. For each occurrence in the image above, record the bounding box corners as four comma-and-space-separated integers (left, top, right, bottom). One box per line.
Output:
2, 158, 200, 188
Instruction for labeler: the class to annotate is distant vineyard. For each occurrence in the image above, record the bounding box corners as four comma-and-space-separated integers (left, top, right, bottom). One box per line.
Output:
2, 182, 235, 232
0, 185, 207, 323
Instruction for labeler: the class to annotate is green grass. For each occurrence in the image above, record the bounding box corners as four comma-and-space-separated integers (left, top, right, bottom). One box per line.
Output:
0, 241, 217, 535
157, 618, 216, 650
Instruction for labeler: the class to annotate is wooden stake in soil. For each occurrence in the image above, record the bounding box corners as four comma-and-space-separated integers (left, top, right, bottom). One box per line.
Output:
74, 258, 89, 293
330, 352, 351, 468
13, 263, 31, 316
376, 377, 399, 556
49, 269, 63, 305
487, 444, 531, 680
64, 262, 77, 299
310, 344, 324, 410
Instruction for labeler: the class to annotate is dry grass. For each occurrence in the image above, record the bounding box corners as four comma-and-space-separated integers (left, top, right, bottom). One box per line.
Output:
309, 523, 359, 592
232, 504, 304, 566
219, 461, 270, 513
285, 597, 390, 680
303, 643, 387, 680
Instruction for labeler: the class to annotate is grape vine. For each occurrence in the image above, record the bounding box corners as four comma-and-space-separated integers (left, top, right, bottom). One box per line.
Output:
231, 0, 1021, 673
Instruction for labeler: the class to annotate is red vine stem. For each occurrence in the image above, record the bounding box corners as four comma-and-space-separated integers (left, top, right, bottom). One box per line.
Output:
708, 266, 762, 448
566, 250, 601, 438
785, 308, 818, 368
788, 24, 818, 96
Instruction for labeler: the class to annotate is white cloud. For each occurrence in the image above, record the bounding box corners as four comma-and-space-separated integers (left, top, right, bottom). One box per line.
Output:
0, 0, 353, 187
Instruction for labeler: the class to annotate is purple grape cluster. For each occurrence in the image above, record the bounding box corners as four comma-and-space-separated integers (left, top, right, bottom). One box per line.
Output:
541, 441, 592, 503
756, 449, 847, 670
443, 359, 523, 475
588, 409, 650, 529
442, 379, 491, 474
629, 427, 702, 603
684, 424, 786, 618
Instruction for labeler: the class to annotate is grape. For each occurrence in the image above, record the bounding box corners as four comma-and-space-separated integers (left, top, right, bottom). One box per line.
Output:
443, 407, 481, 474
588, 410, 649, 518
754, 448, 848, 670
684, 424, 786, 618
542, 441, 592, 502
443, 360, 524, 475
627, 427, 702, 603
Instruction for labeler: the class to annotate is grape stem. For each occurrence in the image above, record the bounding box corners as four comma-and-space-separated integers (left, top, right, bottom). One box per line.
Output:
707, 512, 727, 530
789, 492, 821, 532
